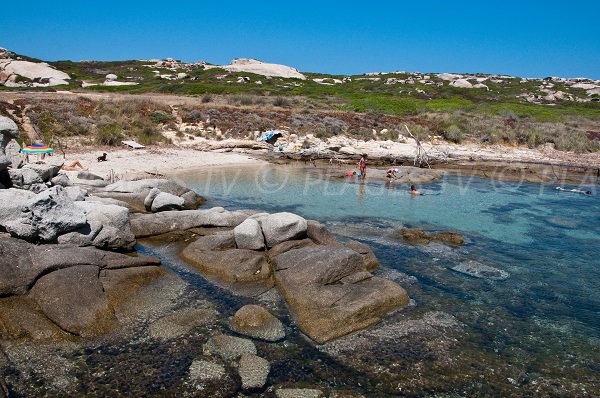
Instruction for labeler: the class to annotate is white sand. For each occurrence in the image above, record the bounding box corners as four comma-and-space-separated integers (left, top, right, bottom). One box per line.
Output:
63, 147, 265, 180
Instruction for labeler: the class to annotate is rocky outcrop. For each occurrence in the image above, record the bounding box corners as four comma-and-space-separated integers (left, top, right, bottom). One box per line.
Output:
1, 186, 87, 241
0, 59, 70, 86
220, 58, 306, 80
103, 178, 205, 211
234, 218, 265, 250
177, 210, 410, 343
130, 208, 247, 237
180, 248, 271, 283
0, 116, 19, 173
261, 212, 308, 247
5, 139, 24, 169
230, 304, 285, 342
272, 246, 409, 343
29, 264, 117, 337
0, 236, 162, 338
57, 201, 136, 250
151, 191, 185, 212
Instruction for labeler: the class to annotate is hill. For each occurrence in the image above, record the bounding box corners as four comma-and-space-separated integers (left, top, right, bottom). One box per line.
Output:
1, 47, 600, 154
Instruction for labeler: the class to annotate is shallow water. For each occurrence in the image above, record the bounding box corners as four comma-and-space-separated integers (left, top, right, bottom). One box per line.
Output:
176, 164, 600, 395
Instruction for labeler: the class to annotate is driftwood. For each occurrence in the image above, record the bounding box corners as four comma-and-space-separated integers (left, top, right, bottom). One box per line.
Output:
404, 124, 430, 169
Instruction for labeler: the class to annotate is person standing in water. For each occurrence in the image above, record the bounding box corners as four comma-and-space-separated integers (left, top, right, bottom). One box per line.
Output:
358, 154, 367, 178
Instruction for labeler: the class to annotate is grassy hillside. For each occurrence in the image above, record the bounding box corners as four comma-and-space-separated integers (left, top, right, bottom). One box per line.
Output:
1, 54, 599, 152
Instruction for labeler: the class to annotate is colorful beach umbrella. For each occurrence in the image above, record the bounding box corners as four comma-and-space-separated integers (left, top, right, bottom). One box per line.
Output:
21, 144, 54, 154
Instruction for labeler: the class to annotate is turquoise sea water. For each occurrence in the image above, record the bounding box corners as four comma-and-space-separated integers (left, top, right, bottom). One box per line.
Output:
176, 165, 600, 394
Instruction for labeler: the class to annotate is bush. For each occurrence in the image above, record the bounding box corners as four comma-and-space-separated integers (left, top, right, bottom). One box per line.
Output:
201, 93, 213, 103
150, 111, 174, 124
239, 95, 254, 106
442, 124, 463, 143
185, 109, 205, 123
96, 123, 124, 146
136, 125, 167, 145
273, 97, 291, 107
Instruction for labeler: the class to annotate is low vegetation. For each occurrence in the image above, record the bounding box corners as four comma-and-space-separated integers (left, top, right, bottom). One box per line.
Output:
1, 54, 599, 152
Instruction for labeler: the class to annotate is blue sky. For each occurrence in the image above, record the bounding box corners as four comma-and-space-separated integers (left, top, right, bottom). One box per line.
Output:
2, 0, 599, 79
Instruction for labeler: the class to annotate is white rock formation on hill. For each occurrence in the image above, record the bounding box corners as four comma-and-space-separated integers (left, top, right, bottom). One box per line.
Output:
219, 58, 306, 80
0, 59, 70, 86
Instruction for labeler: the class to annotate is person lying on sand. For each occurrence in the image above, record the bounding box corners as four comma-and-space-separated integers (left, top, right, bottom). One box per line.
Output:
61, 160, 87, 171
555, 186, 591, 195
410, 184, 423, 195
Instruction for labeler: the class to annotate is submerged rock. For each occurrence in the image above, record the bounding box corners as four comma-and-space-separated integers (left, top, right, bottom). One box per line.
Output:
188, 359, 226, 382
148, 308, 218, 340
276, 388, 324, 398
450, 260, 509, 280
397, 228, 464, 246
238, 354, 270, 390
230, 304, 285, 342
203, 333, 257, 361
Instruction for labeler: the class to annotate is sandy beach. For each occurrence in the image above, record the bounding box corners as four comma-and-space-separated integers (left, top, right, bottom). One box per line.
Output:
61, 146, 266, 180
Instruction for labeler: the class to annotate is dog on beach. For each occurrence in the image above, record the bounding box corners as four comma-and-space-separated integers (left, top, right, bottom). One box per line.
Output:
97, 153, 107, 162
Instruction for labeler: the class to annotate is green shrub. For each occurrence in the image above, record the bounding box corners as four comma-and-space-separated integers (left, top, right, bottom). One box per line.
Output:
136, 125, 167, 145
239, 95, 254, 106
442, 124, 463, 143
273, 97, 291, 107
96, 123, 124, 146
150, 111, 174, 124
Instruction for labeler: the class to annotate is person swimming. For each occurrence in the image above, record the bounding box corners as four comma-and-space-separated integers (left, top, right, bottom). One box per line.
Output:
555, 186, 591, 195
410, 184, 423, 195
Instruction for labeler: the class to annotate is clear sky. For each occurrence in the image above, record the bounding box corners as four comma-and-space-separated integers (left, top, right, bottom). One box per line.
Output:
2, 0, 599, 79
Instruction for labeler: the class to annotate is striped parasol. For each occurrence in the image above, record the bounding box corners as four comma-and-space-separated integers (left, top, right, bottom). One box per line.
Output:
21, 144, 55, 154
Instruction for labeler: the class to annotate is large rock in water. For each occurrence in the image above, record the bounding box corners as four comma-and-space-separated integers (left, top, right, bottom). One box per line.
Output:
57, 201, 136, 250
28, 264, 117, 337
261, 212, 308, 248
3, 185, 87, 241
234, 218, 265, 250
272, 246, 409, 343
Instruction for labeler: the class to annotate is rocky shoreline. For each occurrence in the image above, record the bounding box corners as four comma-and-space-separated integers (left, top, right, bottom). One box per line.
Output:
0, 116, 421, 396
